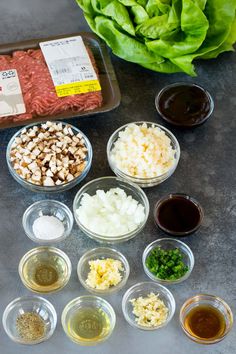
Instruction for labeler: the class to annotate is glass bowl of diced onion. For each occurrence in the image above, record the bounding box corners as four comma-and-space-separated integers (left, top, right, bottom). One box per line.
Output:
6, 121, 92, 193
122, 282, 175, 331
107, 121, 180, 188
73, 176, 149, 243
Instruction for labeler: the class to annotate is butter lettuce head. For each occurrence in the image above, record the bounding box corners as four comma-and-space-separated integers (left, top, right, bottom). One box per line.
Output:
76, 0, 236, 76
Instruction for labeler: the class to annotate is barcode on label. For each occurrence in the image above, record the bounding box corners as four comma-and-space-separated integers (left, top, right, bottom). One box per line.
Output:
84, 74, 94, 79
52, 67, 72, 75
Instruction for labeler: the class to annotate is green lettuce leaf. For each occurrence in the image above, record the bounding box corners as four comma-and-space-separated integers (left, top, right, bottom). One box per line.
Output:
87, 15, 164, 65
76, 0, 236, 76
101, 0, 135, 35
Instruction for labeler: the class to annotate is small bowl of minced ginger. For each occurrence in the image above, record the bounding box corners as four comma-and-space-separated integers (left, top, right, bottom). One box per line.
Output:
77, 247, 130, 295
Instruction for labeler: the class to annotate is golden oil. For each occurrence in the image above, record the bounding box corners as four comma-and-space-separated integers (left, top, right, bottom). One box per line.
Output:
68, 307, 111, 343
20, 247, 71, 293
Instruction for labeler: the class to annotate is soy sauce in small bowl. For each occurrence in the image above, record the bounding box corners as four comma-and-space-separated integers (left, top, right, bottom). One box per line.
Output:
154, 194, 204, 236
155, 83, 214, 127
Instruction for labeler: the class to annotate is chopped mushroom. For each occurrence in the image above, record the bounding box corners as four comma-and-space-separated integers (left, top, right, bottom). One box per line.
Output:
10, 121, 88, 186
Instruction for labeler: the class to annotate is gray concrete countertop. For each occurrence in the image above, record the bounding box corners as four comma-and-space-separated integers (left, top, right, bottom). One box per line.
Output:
0, 1, 235, 353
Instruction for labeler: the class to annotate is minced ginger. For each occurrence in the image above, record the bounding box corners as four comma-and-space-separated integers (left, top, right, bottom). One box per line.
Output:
86, 258, 123, 290
130, 292, 168, 327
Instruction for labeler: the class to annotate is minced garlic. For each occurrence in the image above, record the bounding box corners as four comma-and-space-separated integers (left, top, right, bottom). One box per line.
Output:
110, 123, 176, 178
86, 258, 123, 290
130, 292, 168, 327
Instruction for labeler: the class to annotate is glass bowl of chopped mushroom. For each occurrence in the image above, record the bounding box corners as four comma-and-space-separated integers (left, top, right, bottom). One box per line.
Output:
107, 121, 180, 188
77, 247, 130, 295
2, 295, 57, 344
122, 281, 175, 330
6, 121, 92, 192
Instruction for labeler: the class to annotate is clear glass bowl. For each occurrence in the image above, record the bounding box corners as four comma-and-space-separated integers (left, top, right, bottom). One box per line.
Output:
22, 199, 74, 244
154, 193, 204, 236
18, 246, 72, 293
61, 295, 116, 346
142, 238, 194, 285
107, 121, 180, 187
6, 121, 93, 193
155, 82, 214, 127
77, 247, 130, 295
2, 295, 57, 345
122, 281, 175, 330
73, 176, 149, 243
179, 294, 233, 344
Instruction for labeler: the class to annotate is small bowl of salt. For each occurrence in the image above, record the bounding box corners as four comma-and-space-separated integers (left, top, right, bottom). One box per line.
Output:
22, 200, 73, 244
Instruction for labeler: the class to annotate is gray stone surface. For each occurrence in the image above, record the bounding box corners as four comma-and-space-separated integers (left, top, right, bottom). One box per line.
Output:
0, 0, 235, 353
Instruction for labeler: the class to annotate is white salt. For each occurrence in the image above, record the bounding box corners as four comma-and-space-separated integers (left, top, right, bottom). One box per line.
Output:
32, 215, 65, 240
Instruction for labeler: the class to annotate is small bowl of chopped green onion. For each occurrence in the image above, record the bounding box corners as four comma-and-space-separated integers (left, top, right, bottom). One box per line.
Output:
142, 238, 194, 284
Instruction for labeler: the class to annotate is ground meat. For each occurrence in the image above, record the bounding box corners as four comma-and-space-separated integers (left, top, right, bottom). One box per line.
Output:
0, 47, 102, 123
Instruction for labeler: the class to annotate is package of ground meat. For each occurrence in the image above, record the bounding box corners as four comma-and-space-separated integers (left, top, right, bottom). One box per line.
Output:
0, 33, 120, 129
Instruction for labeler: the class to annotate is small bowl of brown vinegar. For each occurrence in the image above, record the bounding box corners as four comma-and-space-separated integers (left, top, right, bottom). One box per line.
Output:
18, 247, 72, 294
180, 294, 233, 344
61, 296, 116, 346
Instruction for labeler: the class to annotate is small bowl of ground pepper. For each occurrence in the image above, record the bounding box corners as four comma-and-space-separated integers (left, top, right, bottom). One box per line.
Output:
142, 238, 194, 285
2, 295, 57, 345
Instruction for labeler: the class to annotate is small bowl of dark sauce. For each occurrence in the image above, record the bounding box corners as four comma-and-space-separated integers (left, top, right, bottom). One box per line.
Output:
154, 193, 204, 236
155, 83, 214, 127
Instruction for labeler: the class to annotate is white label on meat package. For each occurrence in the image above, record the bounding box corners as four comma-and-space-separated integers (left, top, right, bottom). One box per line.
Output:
0, 69, 26, 117
40, 36, 101, 97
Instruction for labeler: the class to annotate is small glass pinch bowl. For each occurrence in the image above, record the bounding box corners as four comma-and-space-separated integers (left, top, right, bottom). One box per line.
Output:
73, 176, 149, 243
6, 121, 92, 193
143, 238, 194, 285
155, 82, 214, 127
154, 193, 204, 236
107, 121, 180, 188
2, 295, 57, 345
180, 294, 233, 344
22, 199, 74, 244
18, 246, 72, 294
61, 295, 116, 346
122, 282, 175, 330
77, 247, 130, 295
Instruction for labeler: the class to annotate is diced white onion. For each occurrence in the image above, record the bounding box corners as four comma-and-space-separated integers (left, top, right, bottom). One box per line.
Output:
76, 187, 145, 236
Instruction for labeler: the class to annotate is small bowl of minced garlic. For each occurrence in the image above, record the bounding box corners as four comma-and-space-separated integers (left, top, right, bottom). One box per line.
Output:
77, 247, 130, 295
122, 281, 175, 330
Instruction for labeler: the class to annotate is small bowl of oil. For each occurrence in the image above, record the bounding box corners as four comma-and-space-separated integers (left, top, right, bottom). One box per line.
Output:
61, 295, 116, 346
180, 294, 233, 344
18, 246, 72, 294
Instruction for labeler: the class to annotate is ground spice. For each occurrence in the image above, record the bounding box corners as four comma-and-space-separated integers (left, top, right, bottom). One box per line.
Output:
16, 312, 46, 341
